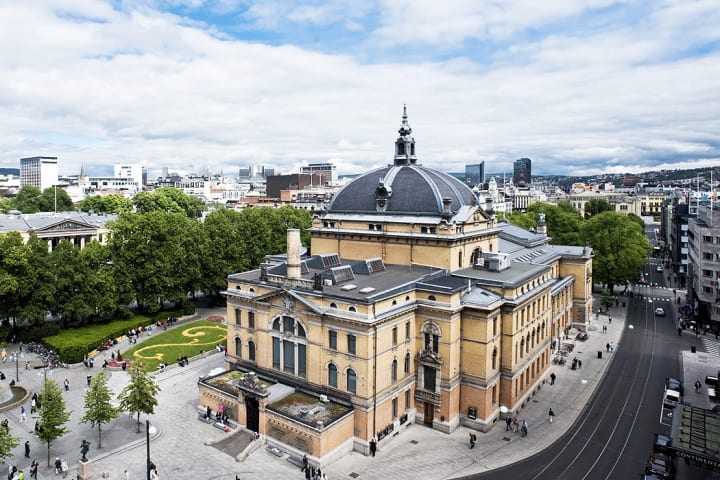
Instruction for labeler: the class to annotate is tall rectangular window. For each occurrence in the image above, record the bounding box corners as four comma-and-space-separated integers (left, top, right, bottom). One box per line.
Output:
405, 322, 410, 339
392, 327, 398, 345
272, 337, 280, 370
283, 341, 295, 374
392, 398, 398, 419
235, 309, 241, 326
347, 334, 356, 355
329, 330, 337, 350
405, 390, 410, 409
298, 344, 306, 378
248, 312, 255, 329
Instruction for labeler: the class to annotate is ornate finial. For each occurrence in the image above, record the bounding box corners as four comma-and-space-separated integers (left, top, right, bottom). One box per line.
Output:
399, 104, 411, 136
394, 105, 416, 166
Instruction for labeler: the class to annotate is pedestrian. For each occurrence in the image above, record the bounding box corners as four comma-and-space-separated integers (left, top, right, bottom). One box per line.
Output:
29, 460, 37, 480
512, 417, 519, 432
603, 325, 607, 334
609, 316, 612, 324
54, 458, 61, 475
64, 379, 69, 391
123, 470, 129, 480
468, 431, 476, 449
520, 419, 528, 437
578, 359, 582, 369
548, 408, 555, 424
20, 406, 26, 422
369, 438, 377, 457
549, 372, 556, 385
606, 342, 611, 353
60, 459, 68, 478
30, 397, 36, 414
695, 380, 702, 393
678, 327, 682, 337
150, 470, 159, 480
301, 454, 308, 471
505, 416, 512, 431
86, 375, 92, 387
24, 440, 30, 458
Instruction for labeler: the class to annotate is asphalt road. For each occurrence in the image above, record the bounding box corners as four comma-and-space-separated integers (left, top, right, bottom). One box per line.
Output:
459, 275, 712, 479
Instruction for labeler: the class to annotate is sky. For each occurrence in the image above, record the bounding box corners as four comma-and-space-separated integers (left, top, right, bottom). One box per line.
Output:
0, 0, 719, 180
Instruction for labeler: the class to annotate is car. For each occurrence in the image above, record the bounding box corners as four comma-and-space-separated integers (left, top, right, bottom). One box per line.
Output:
656, 265, 663, 272
653, 433, 673, 454
665, 377, 683, 395
655, 307, 665, 316
576, 331, 589, 341
646, 452, 672, 477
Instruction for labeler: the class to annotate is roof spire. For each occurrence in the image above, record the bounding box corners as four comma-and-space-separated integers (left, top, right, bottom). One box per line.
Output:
394, 105, 417, 166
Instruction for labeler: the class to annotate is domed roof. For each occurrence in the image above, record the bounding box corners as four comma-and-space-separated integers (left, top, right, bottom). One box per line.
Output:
328, 107, 476, 216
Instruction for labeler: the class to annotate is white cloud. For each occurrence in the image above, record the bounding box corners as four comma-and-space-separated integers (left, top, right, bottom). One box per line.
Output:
0, 1, 718, 180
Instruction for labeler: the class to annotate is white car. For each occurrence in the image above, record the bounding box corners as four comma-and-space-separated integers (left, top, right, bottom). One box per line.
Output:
656, 265, 663, 272
655, 307, 665, 316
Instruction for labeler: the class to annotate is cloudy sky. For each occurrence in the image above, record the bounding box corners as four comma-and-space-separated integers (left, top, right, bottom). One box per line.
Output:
1, 0, 718, 179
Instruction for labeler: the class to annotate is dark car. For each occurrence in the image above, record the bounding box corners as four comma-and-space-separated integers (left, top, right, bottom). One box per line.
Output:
576, 331, 589, 341
653, 433, 673, 454
665, 377, 684, 395
646, 452, 672, 478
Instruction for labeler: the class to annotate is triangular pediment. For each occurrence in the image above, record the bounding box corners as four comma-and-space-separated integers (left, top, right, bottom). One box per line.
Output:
417, 348, 442, 365
36, 219, 96, 233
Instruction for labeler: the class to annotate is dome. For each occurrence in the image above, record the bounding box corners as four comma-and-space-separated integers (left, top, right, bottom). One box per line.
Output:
328, 106, 476, 216
328, 164, 477, 216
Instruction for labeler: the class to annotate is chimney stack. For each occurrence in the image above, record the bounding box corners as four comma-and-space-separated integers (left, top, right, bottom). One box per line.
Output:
286, 228, 302, 279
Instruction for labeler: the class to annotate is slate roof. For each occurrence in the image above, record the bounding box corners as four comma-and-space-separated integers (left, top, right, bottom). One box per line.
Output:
0, 211, 118, 233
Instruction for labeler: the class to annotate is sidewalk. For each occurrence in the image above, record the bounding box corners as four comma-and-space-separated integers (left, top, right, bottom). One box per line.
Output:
1, 299, 628, 480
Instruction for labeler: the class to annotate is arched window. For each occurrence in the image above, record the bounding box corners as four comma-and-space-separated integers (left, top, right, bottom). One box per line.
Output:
428, 295, 436, 301
404, 352, 411, 374
526, 334, 530, 353
520, 338, 525, 358
391, 359, 398, 383
248, 340, 256, 362
347, 368, 357, 394
492, 347, 497, 369
349, 306, 356, 312
330, 302, 337, 309
422, 322, 441, 353
270, 315, 307, 378
235, 336, 242, 357
328, 364, 338, 388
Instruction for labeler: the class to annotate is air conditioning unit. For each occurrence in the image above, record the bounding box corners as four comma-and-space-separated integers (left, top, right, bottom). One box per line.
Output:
319, 394, 329, 403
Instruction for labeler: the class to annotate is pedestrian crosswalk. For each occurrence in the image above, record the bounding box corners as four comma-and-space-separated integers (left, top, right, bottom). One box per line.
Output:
701, 337, 720, 358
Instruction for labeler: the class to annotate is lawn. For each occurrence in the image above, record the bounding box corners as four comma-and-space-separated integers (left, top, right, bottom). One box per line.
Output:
122, 320, 227, 370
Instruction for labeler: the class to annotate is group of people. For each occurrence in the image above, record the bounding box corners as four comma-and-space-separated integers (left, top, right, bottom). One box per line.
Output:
177, 356, 190, 367
301, 455, 328, 480
503, 417, 529, 436
605, 342, 615, 353
53, 457, 69, 477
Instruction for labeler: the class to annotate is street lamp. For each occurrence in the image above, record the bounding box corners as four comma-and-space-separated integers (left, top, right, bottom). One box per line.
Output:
146, 420, 157, 480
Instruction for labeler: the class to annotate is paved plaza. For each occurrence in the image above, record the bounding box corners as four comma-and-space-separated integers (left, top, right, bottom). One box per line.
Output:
1, 298, 636, 480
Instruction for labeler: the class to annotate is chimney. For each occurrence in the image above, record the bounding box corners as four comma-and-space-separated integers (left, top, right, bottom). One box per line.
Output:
286, 228, 302, 279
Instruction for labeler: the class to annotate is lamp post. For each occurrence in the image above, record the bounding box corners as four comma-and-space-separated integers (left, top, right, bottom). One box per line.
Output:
146, 419, 157, 480
15, 352, 19, 382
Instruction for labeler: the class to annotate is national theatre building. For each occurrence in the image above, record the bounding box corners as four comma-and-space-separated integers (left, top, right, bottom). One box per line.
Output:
200, 108, 593, 466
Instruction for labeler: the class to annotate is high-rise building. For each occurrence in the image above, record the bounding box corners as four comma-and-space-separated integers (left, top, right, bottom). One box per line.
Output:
114, 163, 143, 189
464, 162, 485, 187
20, 156, 58, 191
301, 163, 338, 186
513, 158, 532, 187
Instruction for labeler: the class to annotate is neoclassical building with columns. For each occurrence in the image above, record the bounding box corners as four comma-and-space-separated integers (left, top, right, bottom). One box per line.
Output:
0, 211, 117, 251
203, 108, 593, 466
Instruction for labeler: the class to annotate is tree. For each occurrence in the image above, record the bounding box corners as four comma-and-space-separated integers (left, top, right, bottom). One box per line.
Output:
15, 235, 55, 325
12, 185, 43, 213
118, 364, 160, 433
201, 208, 248, 296
39, 187, 75, 212
0, 421, 20, 465
78, 194, 133, 214
584, 199, 614, 219
583, 211, 651, 292
132, 188, 205, 218
81, 371, 120, 448
36, 379, 72, 467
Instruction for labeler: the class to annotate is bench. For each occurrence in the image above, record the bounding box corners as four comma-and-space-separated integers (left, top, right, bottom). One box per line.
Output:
266, 445, 284, 457
287, 455, 305, 469
197, 414, 214, 424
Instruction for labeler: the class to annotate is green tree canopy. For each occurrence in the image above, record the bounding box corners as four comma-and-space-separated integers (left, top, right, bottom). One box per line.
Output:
118, 364, 161, 433
132, 188, 205, 218
506, 201, 584, 246
81, 371, 121, 448
39, 187, 75, 212
78, 194, 133, 214
583, 211, 651, 291
584, 199, 614, 219
12, 185, 43, 213
0, 421, 20, 465
36, 379, 72, 467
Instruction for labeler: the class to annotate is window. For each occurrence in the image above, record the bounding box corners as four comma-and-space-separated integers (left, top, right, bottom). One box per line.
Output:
392, 327, 398, 345
493, 318, 497, 336
392, 397, 398, 418
423, 366, 436, 391
248, 341, 256, 362
235, 336, 242, 357
330, 302, 337, 308
328, 364, 338, 387
235, 309, 241, 326
347, 368, 357, 393
248, 312, 255, 329
492, 347, 497, 369
424, 332, 439, 353
391, 359, 398, 382
349, 306, 357, 312
405, 390, 410, 409
347, 334, 356, 355
703, 269, 713, 277
405, 322, 410, 339
704, 235, 714, 243
404, 352, 411, 374
329, 331, 337, 350
428, 295, 436, 301
271, 316, 307, 377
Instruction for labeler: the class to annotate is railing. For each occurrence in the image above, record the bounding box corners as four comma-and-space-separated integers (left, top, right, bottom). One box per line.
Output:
414, 389, 441, 405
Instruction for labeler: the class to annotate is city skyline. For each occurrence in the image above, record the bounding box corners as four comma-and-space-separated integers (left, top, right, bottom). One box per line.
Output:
0, 1, 718, 179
